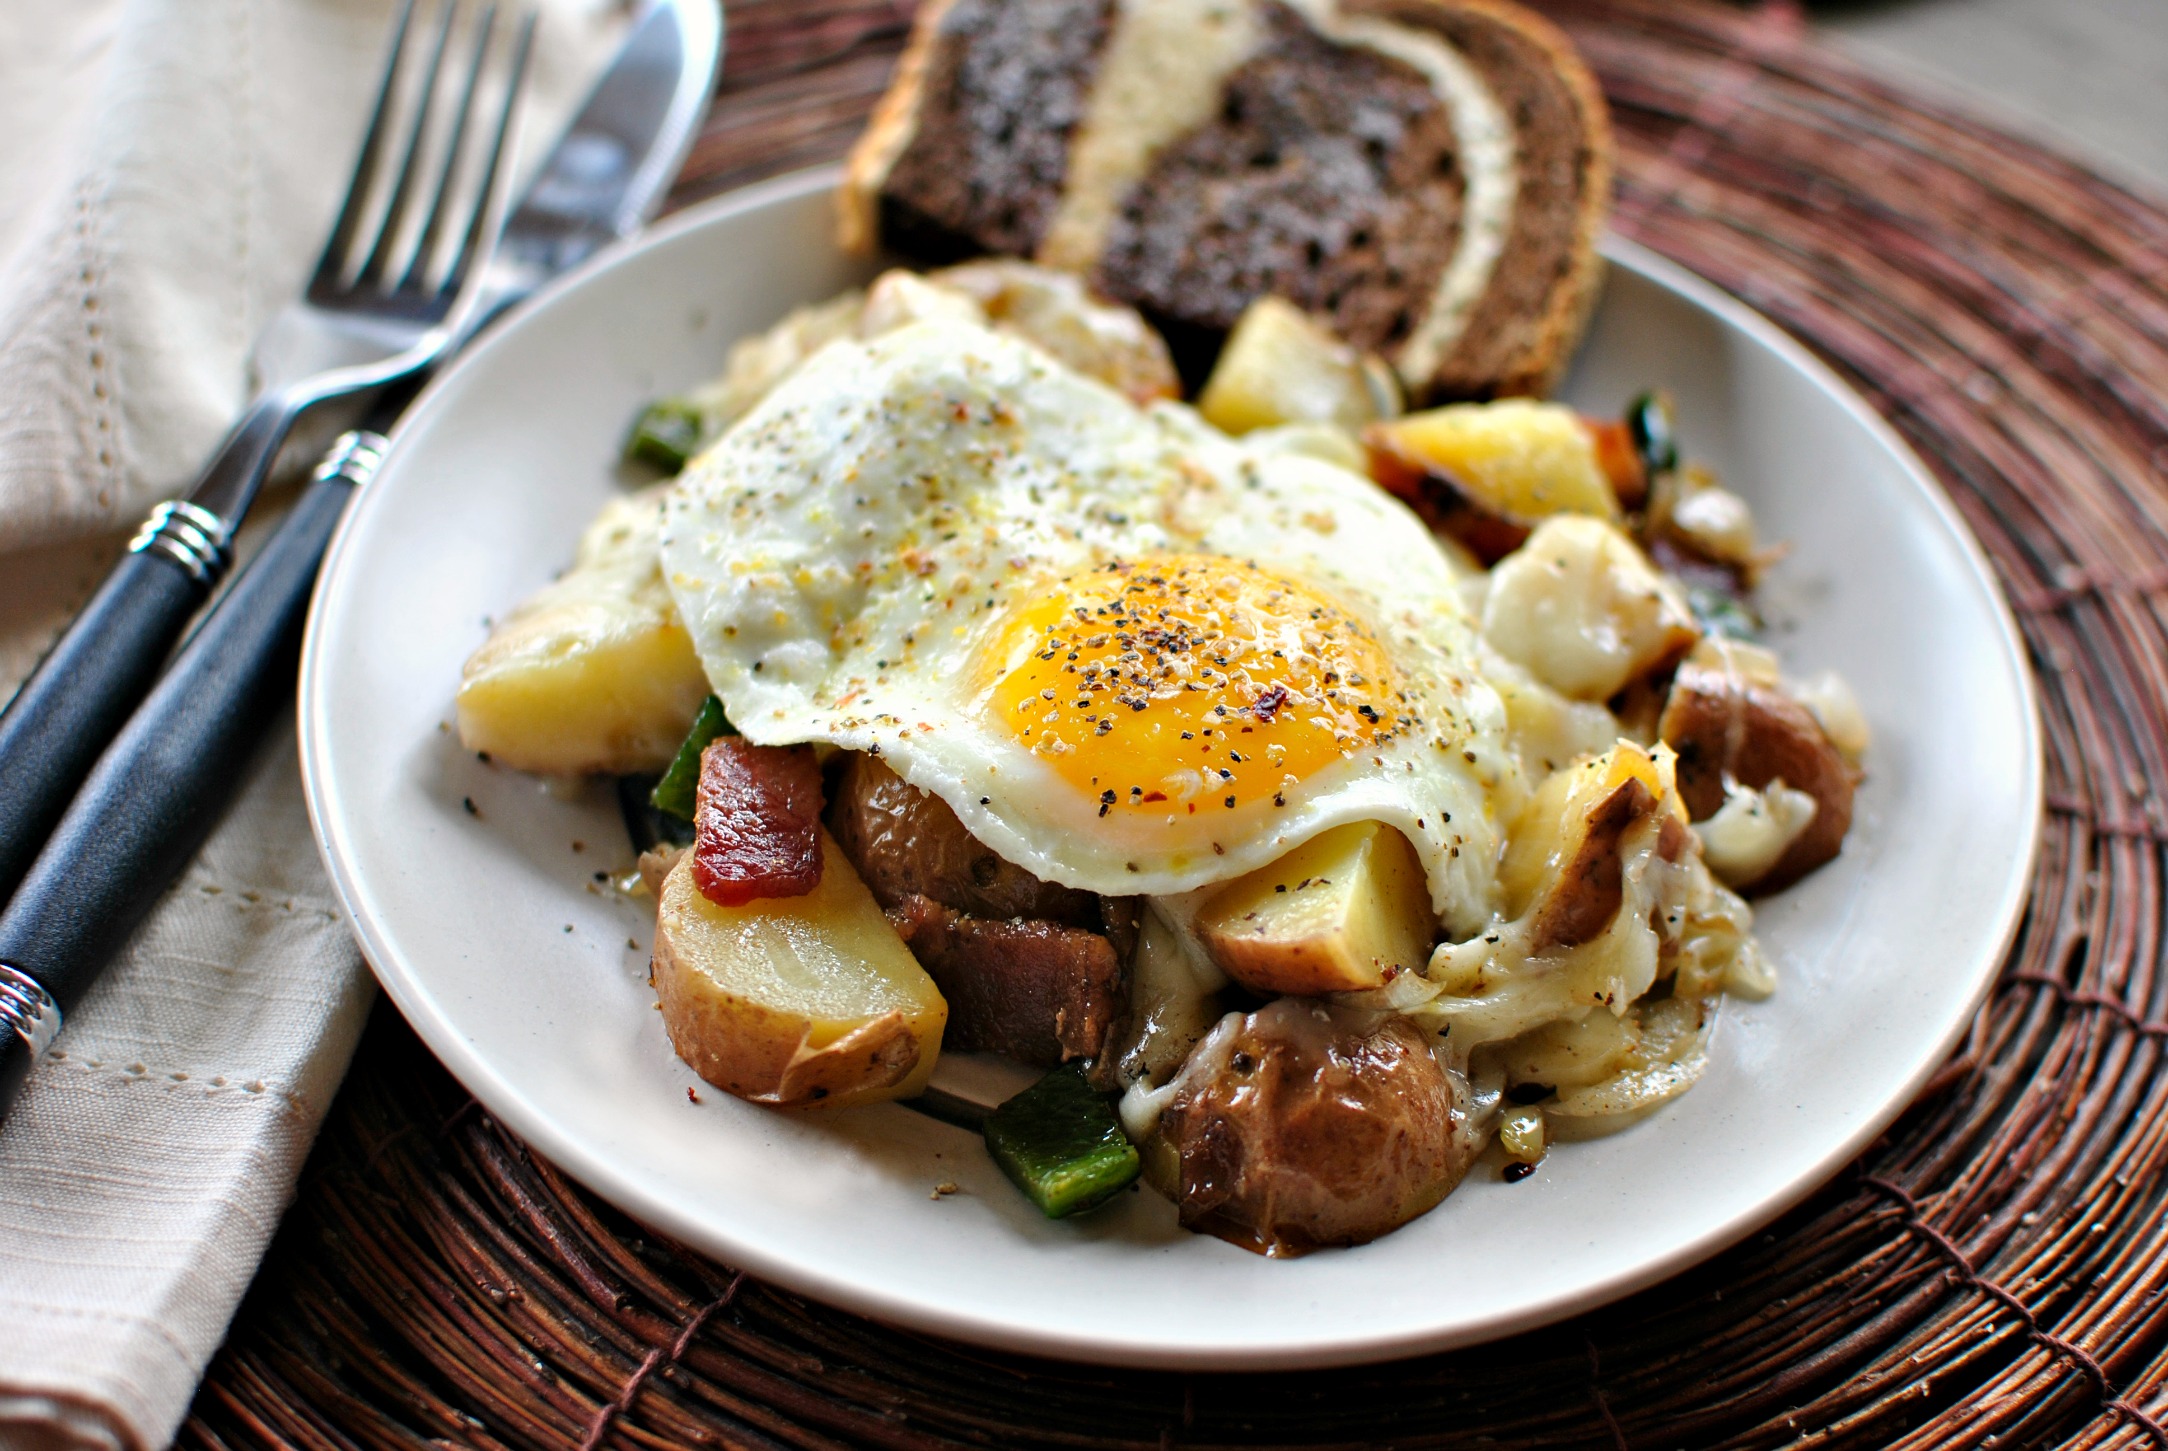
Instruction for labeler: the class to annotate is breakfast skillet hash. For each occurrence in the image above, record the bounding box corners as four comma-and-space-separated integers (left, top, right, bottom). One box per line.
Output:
455, 263, 1867, 1256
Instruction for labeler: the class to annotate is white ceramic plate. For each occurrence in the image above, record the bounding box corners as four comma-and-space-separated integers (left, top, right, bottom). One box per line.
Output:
300, 166, 2039, 1370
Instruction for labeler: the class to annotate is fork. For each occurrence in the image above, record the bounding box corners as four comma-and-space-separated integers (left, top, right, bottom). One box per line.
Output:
0, 0, 535, 907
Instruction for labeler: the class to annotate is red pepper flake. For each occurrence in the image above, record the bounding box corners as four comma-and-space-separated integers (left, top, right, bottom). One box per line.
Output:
692, 738, 824, 906
1253, 684, 1289, 723
687, 1087, 702, 1104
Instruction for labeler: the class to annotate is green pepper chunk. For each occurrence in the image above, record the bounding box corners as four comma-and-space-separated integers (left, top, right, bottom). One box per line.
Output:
1625, 390, 1678, 479
984, 1064, 1141, 1219
649, 695, 736, 821
624, 398, 706, 474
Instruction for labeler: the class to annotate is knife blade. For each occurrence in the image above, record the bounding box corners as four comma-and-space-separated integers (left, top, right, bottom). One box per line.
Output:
0, 0, 724, 1119
480, 0, 721, 321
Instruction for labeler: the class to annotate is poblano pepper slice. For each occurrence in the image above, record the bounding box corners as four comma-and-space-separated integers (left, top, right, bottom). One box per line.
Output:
984, 1064, 1141, 1218
624, 398, 705, 474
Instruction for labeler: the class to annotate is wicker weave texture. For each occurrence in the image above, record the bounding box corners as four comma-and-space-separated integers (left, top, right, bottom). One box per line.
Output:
182, 1, 2168, 1446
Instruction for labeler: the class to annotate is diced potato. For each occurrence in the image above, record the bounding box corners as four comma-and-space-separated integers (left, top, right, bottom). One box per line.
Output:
857, 268, 987, 335
1481, 515, 1700, 701
1695, 779, 1819, 889
1645, 463, 1766, 583
1199, 296, 1400, 436
1791, 668, 1872, 766
1658, 637, 1856, 894
1365, 400, 1621, 555
1497, 742, 1690, 953
651, 832, 947, 1109
1155, 1001, 1472, 1255
457, 486, 710, 774
932, 259, 1180, 405
1193, 822, 1434, 996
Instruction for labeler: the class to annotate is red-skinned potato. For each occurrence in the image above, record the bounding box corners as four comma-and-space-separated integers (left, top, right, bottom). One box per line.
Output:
1154, 1001, 1473, 1257
1658, 643, 1857, 893
651, 834, 946, 1109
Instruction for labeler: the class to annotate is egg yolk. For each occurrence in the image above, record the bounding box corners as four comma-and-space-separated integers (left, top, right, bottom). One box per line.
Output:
978, 554, 1401, 819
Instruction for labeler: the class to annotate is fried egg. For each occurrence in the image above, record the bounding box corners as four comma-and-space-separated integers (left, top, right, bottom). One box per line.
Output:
659, 319, 1513, 932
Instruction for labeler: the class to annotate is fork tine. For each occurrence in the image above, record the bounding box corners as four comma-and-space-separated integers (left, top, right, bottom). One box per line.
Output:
311, 0, 418, 288
443, 9, 536, 298
355, 0, 460, 290
397, 2, 497, 293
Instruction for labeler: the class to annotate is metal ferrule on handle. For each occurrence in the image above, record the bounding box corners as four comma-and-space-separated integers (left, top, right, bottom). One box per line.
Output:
0, 963, 60, 1113
0, 964, 60, 1058
314, 429, 391, 488
127, 499, 234, 586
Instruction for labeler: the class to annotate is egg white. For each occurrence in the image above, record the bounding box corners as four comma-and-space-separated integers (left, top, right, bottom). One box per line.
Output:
659, 319, 1512, 931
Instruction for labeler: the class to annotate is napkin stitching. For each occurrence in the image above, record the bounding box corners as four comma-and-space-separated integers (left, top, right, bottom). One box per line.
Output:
180, 880, 344, 922
36, 1052, 321, 1113
74, 177, 120, 513
0, 1300, 197, 1367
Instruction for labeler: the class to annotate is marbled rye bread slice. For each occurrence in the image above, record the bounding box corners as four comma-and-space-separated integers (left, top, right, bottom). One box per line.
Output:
839, 0, 1118, 262
1353, 0, 1612, 398
840, 0, 1612, 402
1087, 3, 1470, 386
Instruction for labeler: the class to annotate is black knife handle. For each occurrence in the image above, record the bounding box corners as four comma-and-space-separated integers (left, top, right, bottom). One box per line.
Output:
0, 547, 214, 908
0, 452, 366, 1118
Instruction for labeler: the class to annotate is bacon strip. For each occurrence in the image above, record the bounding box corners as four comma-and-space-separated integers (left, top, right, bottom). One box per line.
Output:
692, 739, 824, 906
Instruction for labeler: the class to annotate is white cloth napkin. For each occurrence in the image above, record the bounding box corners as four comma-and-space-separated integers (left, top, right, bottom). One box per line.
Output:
0, 4, 629, 1448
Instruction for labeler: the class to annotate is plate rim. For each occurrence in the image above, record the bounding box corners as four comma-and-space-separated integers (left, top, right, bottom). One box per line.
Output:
299, 163, 2044, 1369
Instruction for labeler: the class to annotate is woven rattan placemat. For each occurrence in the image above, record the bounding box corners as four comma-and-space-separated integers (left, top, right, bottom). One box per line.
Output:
181, 1, 2168, 1445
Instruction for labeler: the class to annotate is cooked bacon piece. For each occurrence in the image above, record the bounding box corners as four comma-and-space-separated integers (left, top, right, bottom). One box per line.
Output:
886, 894, 1122, 1065
692, 739, 824, 906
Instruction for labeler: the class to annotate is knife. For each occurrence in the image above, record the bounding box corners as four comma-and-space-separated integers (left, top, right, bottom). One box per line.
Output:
0, 0, 724, 1119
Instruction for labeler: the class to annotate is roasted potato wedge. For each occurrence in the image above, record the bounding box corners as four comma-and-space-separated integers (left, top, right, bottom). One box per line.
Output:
1499, 742, 1691, 954
1366, 400, 1620, 563
1155, 1000, 1473, 1257
1659, 639, 1857, 893
826, 754, 1100, 926
933, 258, 1179, 406
1199, 296, 1399, 436
652, 832, 946, 1109
1481, 515, 1700, 702
1192, 822, 1434, 996
457, 486, 709, 774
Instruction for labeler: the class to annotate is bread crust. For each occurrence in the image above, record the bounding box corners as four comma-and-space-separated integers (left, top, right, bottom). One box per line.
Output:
1349, 0, 1614, 398
837, 0, 957, 255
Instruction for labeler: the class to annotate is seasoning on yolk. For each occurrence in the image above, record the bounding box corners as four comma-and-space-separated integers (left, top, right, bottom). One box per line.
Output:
977, 554, 1400, 817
